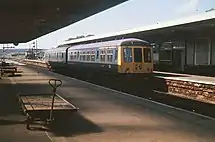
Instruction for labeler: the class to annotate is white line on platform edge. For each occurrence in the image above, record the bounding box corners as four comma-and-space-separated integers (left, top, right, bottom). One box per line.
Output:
45, 132, 53, 142
48, 71, 215, 121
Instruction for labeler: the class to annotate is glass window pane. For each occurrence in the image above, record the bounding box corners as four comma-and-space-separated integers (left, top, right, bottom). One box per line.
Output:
134, 48, 142, 62
144, 48, 152, 62
123, 48, 132, 63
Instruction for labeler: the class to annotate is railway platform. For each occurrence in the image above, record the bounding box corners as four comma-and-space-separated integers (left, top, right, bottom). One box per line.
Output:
153, 71, 215, 105
0, 69, 50, 142
3, 61, 215, 142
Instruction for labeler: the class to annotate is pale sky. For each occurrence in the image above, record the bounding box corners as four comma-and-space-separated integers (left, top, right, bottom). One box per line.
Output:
14, 0, 215, 49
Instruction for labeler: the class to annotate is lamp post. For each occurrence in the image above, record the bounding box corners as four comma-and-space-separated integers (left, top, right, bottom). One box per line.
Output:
32, 40, 38, 59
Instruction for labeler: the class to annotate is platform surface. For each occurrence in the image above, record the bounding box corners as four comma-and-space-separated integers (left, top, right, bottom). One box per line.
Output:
0, 75, 51, 142
5, 62, 215, 142
154, 71, 215, 85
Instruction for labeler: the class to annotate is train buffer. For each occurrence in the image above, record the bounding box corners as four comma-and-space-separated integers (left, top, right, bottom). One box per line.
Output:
17, 79, 78, 130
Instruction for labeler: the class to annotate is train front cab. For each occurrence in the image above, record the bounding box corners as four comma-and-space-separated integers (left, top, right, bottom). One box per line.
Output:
118, 45, 153, 74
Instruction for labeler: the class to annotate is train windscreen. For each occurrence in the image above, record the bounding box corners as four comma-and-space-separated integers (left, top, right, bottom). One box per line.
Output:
123, 48, 132, 63
134, 48, 142, 63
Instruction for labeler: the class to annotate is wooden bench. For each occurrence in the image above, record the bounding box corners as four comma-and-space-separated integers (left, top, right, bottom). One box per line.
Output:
0, 66, 18, 76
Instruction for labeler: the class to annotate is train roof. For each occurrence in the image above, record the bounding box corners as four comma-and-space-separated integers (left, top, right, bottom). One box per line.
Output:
68, 38, 149, 50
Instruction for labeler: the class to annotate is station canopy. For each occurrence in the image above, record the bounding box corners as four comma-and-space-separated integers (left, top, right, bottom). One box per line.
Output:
60, 11, 215, 45
0, 0, 128, 44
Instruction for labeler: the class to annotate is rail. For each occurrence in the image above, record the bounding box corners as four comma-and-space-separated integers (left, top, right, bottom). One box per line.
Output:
22, 59, 48, 68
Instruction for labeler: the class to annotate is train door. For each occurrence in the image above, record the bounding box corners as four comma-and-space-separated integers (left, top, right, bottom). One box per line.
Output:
62, 52, 66, 63
143, 48, 153, 73
172, 49, 184, 71
122, 47, 133, 73
95, 49, 100, 62
133, 47, 144, 73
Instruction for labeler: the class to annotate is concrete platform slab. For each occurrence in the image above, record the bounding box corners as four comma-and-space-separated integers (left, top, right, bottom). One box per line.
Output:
0, 77, 51, 142
154, 71, 215, 85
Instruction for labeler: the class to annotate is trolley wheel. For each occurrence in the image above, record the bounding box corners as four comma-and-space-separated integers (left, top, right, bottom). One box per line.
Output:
26, 116, 32, 130
46, 117, 55, 126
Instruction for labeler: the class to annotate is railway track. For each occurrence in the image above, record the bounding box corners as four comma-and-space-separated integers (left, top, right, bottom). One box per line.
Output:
52, 68, 215, 119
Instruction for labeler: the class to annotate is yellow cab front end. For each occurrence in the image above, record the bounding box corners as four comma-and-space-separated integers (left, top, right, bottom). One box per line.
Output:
118, 45, 153, 74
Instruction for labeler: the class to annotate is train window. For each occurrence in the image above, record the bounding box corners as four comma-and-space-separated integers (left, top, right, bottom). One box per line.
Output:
91, 55, 95, 61
100, 55, 105, 62
96, 51, 99, 59
108, 49, 113, 54
57, 53, 58, 58
123, 48, 132, 63
62, 53, 64, 58
134, 48, 142, 63
107, 55, 113, 62
87, 55, 90, 61
115, 49, 118, 62
77, 52, 80, 60
144, 48, 152, 62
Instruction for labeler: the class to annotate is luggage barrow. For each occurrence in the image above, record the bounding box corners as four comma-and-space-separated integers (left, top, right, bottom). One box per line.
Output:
17, 79, 78, 130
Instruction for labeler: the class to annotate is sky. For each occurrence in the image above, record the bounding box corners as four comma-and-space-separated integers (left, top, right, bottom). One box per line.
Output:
13, 0, 215, 49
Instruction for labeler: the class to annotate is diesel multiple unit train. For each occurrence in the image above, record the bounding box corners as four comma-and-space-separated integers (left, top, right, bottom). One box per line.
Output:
44, 38, 153, 75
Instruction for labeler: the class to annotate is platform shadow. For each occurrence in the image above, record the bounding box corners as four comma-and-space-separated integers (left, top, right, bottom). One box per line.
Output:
150, 77, 169, 92
0, 82, 54, 117
0, 119, 25, 125
8, 74, 22, 77
48, 112, 103, 137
